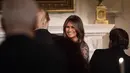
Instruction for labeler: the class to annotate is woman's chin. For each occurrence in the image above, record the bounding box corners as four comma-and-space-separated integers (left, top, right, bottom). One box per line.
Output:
67, 35, 75, 38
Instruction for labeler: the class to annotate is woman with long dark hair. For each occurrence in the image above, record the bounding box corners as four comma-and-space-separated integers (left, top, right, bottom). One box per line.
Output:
63, 15, 89, 61
62, 15, 89, 73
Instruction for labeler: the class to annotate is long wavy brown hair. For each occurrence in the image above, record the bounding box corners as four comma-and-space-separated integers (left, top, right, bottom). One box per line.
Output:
63, 15, 85, 43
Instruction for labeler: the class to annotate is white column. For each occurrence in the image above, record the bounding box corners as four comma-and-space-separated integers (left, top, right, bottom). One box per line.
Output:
85, 33, 106, 60
84, 24, 115, 60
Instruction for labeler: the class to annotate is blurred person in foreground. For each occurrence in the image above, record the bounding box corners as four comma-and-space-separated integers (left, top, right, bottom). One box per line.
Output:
0, 0, 67, 73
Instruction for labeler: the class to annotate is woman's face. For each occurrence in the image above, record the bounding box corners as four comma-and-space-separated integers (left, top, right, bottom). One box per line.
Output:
65, 22, 77, 39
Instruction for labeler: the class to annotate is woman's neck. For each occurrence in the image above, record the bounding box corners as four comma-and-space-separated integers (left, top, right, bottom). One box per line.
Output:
124, 49, 130, 56
71, 37, 78, 43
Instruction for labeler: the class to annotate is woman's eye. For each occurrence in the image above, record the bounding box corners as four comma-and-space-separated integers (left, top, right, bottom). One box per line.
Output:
71, 26, 74, 28
65, 26, 74, 29
66, 26, 69, 28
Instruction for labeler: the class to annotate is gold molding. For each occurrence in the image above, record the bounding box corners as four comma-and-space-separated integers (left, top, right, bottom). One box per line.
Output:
37, 0, 75, 12
0, 0, 75, 12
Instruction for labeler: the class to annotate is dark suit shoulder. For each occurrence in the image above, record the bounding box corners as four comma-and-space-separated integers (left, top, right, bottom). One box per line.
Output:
0, 35, 68, 73
35, 29, 53, 44
94, 48, 116, 54
90, 48, 120, 73
94, 48, 110, 51
90, 49, 113, 65
93, 49, 108, 55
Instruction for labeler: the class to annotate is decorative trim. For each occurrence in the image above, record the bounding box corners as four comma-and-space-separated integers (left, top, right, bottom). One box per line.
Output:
36, 0, 75, 12
0, 0, 75, 12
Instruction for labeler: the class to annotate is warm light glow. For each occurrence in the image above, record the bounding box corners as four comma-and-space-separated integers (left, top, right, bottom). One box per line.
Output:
119, 57, 124, 64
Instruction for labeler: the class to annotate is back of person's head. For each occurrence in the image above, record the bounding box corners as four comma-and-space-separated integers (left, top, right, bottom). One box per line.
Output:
109, 28, 129, 50
40, 9, 50, 24
38, 5, 50, 23
44, 11, 50, 23
2, 0, 38, 35
63, 15, 85, 43
35, 8, 50, 29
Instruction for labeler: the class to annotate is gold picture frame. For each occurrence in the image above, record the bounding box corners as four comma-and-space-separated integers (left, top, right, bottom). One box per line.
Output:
0, 0, 75, 12
36, 0, 75, 12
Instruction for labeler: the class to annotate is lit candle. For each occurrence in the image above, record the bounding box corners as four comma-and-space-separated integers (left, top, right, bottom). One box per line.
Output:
119, 57, 125, 73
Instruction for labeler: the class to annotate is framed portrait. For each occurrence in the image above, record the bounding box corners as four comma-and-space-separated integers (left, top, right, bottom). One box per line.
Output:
0, 0, 75, 13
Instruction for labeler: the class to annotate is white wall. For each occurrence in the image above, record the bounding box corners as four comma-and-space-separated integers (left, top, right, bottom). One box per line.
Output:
114, 0, 130, 42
